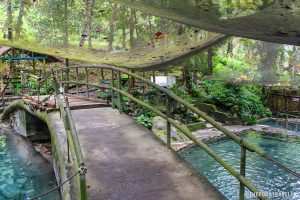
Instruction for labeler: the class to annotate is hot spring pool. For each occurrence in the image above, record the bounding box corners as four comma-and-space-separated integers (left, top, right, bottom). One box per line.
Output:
179, 132, 300, 200
259, 118, 300, 133
0, 131, 60, 200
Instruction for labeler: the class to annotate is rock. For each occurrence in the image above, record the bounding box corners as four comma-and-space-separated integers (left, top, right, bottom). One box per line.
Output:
195, 103, 217, 114
152, 116, 166, 131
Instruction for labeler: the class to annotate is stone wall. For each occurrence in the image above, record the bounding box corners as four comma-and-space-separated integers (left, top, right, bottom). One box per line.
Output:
4, 105, 74, 200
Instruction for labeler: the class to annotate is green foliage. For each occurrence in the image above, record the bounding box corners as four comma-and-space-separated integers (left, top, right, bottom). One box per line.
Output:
202, 80, 271, 124
213, 55, 255, 81
134, 109, 155, 129
170, 85, 194, 103
172, 79, 271, 124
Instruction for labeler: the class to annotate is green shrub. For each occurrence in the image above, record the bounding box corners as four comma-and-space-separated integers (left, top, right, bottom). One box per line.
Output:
202, 80, 271, 124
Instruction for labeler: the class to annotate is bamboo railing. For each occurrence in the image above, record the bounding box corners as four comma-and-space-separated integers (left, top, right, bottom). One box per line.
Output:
41, 64, 299, 200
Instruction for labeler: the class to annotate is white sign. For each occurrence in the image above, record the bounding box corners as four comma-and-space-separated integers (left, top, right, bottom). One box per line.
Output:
151, 76, 176, 87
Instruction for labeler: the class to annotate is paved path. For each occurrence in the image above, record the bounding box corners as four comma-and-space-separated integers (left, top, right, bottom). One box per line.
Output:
71, 107, 224, 200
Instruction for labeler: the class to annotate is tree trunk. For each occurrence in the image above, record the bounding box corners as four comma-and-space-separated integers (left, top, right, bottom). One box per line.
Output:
122, 26, 126, 49
108, 3, 117, 51
147, 16, 154, 47
259, 42, 280, 84
88, 0, 95, 48
15, 0, 25, 39
6, 0, 13, 40
183, 66, 192, 94
79, 0, 93, 48
207, 48, 214, 75
63, 0, 69, 47
129, 8, 135, 49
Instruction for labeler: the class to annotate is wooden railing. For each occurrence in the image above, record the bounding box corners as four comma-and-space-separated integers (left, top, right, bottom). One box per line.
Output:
37, 64, 298, 200
52, 76, 87, 200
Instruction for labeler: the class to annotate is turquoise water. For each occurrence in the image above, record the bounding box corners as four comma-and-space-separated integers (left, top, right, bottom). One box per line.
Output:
0, 132, 60, 200
179, 133, 300, 200
260, 118, 300, 133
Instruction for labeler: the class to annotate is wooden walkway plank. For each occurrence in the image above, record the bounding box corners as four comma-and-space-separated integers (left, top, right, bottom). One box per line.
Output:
71, 107, 225, 200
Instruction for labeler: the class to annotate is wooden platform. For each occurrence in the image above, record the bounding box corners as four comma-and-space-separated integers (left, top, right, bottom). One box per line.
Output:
22, 95, 109, 111
66, 95, 109, 110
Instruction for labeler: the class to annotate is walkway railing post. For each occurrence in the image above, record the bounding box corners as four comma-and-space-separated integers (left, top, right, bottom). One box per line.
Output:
111, 70, 116, 108
101, 68, 104, 80
240, 144, 246, 200
65, 59, 69, 93
37, 77, 41, 103
76, 67, 79, 95
85, 68, 89, 98
117, 71, 123, 112
167, 97, 172, 149
142, 72, 145, 95
61, 68, 64, 83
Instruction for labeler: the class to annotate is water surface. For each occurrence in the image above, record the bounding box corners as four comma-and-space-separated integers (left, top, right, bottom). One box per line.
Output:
0, 128, 60, 200
179, 132, 300, 200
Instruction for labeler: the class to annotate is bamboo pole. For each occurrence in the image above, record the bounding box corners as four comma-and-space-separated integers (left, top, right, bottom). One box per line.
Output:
117, 71, 123, 112
65, 59, 69, 93
111, 70, 116, 108
167, 97, 172, 148
85, 68, 89, 98
239, 145, 246, 200
76, 67, 79, 95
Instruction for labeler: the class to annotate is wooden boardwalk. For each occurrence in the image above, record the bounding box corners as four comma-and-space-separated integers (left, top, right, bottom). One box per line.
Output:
71, 107, 224, 200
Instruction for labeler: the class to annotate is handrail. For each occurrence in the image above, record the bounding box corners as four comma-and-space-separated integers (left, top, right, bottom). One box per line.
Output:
61, 79, 268, 198
40, 64, 300, 200
55, 65, 300, 176
56, 94, 87, 200
53, 77, 87, 200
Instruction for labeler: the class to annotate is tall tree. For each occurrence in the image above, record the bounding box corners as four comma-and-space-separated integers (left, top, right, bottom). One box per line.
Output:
79, 0, 94, 48
129, 8, 135, 49
108, 3, 117, 51
259, 42, 280, 84
15, 0, 25, 39
6, 0, 13, 40
63, 0, 69, 47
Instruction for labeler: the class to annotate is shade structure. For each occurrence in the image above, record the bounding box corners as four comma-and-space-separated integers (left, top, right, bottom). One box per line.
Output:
113, 0, 300, 46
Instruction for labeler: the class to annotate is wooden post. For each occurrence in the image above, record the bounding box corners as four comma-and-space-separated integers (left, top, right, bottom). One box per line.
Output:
65, 58, 69, 93
101, 68, 104, 80
142, 72, 145, 95
111, 70, 116, 108
76, 67, 79, 95
167, 97, 172, 149
207, 48, 213, 75
65, 97, 71, 163
152, 71, 156, 84
61, 69, 64, 83
285, 114, 288, 129
97, 68, 100, 83
32, 52, 36, 75
85, 68, 89, 98
117, 71, 123, 112
239, 145, 246, 200
43, 59, 48, 92
284, 90, 288, 128
37, 79, 41, 103
128, 69, 135, 93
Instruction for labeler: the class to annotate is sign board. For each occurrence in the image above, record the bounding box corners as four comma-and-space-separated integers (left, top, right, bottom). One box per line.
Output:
151, 76, 176, 87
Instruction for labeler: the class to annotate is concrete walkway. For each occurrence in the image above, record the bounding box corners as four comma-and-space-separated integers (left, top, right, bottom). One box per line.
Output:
71, 107, 224, 200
